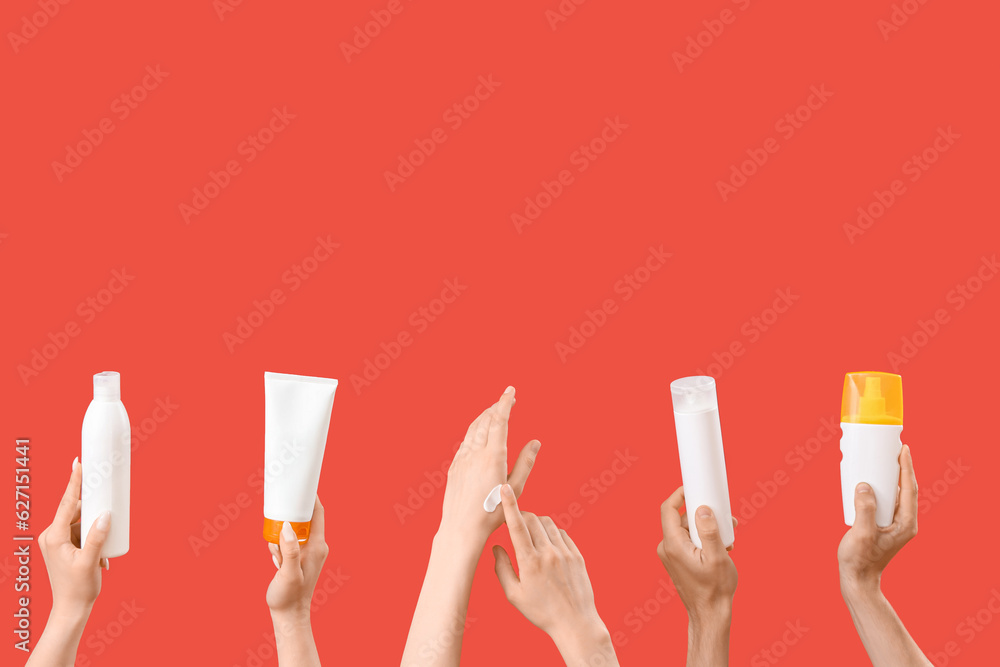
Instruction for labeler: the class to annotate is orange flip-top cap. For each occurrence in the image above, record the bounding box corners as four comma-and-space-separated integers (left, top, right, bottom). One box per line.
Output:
841, 372, 903, 425
263, 517, 312, 544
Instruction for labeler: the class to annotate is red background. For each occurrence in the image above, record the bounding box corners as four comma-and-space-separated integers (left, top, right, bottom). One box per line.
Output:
3, 0, 999, 665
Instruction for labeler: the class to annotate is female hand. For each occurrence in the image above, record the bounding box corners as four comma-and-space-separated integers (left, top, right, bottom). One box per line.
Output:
439, 386, 540, 547
38, 458, 110, 617
493, 485, 618, 666
267, 496, 329, 619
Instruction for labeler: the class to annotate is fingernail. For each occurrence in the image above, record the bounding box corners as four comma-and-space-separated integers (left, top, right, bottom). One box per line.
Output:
272, 555, 280, 569
530, 440, 541, 453
501, 483, 513, 497
697, 506, 712, 519
504, 386, 515, 396
280, 521, 296, 541
97, 511, 111, 530
105, 558, 110, 571
72, 456, 79, 471
857, 483, 873, 494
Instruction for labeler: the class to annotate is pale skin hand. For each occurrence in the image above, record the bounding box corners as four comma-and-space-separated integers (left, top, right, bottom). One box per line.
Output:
401, 386, 540, 667
267, 496, 329, 667
27, 458, 110, 667
838, 445, 932, 667
658, 486, 738, 667
493, 484, 619, 667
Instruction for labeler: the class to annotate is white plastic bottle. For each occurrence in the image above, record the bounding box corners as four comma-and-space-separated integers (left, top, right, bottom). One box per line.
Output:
670, 376, 734, 549
81, 371, 131, 558
840, 372, 903, 527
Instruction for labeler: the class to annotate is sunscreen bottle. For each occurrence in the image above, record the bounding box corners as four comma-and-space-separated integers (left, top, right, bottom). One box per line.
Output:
81, 371, 131, 558
671, 376, 734, 549
840, 372, 903, 527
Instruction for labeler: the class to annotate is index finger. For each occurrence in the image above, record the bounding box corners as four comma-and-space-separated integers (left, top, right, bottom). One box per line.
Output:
487, 387, 515, 453
660, 486, 691, 547
500, 484, 532, 557
53, 458, 83, 531
308, 496, 325, 544
896, 445, 918, 528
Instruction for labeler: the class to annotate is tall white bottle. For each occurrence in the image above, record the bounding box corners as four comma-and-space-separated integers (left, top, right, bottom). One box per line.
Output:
840, 372, 903, 527
81, 371, 130, 558
670, 376, 734, 549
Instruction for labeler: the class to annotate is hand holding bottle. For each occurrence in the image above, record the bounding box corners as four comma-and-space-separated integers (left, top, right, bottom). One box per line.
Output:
492, 485, 618, 666
658, 486, 737, 667
838, 445, 932, 666
267, 496, 327, 667
27, 460, 110, 667
838, 445, 918, 591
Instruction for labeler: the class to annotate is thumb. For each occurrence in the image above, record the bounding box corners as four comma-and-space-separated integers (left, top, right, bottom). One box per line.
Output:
81, 511, 111, 567
694, 506, 726, 558
492, 545, 520, 600
278, 522, 302, 572
853, 483, 878, 535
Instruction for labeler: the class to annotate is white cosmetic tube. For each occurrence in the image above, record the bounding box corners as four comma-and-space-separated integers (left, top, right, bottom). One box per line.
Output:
263, 372, 338, 544
670, 376, 735, 549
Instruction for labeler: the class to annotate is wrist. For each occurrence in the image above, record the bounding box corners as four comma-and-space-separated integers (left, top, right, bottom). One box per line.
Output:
687, 600, 733, 631
550, 615, 615, 665
433, 524, 485, 558
49, 601, 94, 626
270, 608, 313, 641
839, 570, 882, 601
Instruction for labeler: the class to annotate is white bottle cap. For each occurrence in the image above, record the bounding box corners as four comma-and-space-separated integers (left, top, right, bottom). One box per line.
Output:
670, 376, 718, 413
93, 371, 121, 399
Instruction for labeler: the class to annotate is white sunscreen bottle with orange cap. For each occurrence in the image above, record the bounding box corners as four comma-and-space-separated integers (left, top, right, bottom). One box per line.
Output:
670, 376, 734, 549
840, 372, 903, 527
